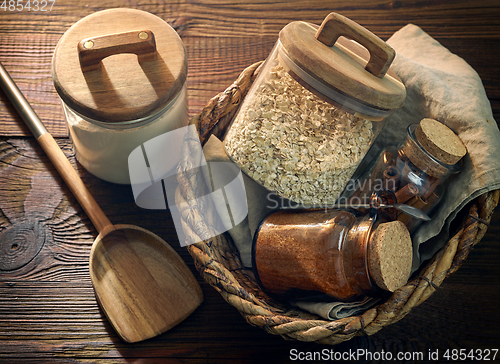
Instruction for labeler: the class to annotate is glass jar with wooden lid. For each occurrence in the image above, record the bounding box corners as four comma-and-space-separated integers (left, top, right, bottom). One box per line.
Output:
52, 8, 188, 184
224, 13, 406, 207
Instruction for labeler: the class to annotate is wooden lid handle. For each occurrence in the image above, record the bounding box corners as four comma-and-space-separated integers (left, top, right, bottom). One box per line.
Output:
315, 13, 395, 78
78, 30, 157, 72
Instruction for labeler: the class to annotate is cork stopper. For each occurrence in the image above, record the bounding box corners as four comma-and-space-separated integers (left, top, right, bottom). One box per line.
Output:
415, 118, 467, 165
368, 220, 412, 292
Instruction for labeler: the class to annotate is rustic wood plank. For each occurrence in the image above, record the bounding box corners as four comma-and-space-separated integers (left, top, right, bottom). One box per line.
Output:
0, 137, 498, 362
1, 279, 499, 360
186, 35, 275, 114
1, 0, 499, 37
1, 0, 500, 361
1, 0, 499, 136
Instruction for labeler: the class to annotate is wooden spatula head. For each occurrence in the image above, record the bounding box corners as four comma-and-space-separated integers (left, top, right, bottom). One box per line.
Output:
89, 224, 203, 343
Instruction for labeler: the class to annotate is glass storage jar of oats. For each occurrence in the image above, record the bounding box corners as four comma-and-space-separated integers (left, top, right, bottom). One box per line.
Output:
224, 13, 406, 206
52, 9, 188, 184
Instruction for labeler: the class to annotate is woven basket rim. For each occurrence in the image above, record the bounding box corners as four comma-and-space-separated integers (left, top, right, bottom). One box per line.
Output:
176, 61, 500, 345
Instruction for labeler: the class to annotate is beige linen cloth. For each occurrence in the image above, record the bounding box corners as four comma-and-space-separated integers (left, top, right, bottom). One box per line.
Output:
201, 24, 500, 319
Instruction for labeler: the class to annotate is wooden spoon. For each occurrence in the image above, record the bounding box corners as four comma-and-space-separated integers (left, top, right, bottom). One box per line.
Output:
0, 61, 203, 343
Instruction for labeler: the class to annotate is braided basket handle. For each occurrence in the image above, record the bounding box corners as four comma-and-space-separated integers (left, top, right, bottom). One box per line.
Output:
191, 61, 263, 145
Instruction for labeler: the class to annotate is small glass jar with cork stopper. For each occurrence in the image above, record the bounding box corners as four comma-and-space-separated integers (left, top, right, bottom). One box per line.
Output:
347, 118, 467, 232
252, 192, 413, 301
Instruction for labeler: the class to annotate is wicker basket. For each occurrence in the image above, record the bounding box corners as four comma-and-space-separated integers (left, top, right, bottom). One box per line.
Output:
176, 61, 500, 345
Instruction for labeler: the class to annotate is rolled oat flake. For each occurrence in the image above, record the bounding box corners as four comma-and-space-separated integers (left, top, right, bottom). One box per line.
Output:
225, 13, 406, 206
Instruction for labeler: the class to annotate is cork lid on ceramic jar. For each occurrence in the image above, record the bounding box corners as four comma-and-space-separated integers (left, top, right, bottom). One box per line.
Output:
278, 12, 406, 121
52, 8, 187, 122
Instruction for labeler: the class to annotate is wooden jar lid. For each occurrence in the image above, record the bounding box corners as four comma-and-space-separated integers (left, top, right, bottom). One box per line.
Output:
368, 220, 412, 292
52, 8, 187, 122
279, 13, 406, 119
415, 118, 467, 165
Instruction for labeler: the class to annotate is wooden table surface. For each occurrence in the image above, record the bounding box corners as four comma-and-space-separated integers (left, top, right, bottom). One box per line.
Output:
1, 1, 499, 363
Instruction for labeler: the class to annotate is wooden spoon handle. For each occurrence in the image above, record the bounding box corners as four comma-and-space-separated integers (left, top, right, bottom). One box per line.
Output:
37, 133, 113, 232
315, 12, 395, 78
0, 61, 113, 233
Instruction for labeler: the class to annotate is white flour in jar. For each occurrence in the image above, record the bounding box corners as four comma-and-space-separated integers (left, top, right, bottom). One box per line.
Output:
65, 84, 188, 184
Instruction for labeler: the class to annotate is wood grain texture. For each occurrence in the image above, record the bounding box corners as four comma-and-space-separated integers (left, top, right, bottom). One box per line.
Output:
1, 0, 499, 136
77, 30, 158, 72
279, 20, 406, 113
89, 224, 203, 343
52, 9, 188, 122
315, 12, 395, 77
37, 133, 112, 233
0, 0, 500, 362
1, 133, 203, 343
0, 138, 499, 362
